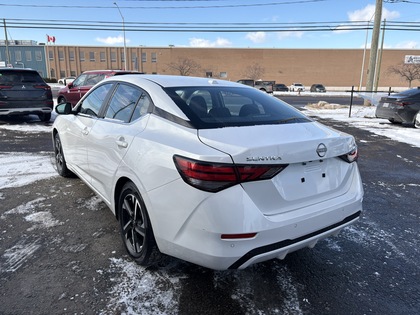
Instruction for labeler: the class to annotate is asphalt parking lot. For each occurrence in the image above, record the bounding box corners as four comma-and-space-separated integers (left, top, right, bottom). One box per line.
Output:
0, 112, 419, 315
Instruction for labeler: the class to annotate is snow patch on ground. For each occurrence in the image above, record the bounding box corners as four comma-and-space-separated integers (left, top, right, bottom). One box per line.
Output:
102, 258, 185, 315
0, 123, 52, 133
304, 104, 420, 148
1, 238, 41, 272
0, 153, 58, 189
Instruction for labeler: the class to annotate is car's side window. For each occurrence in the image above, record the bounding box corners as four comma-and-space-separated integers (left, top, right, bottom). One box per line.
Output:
79, 83, 113, 117
72, 74, 86, 87
85, 74, 105, 86
105, 84, 142, 123
130, 93, 152, 122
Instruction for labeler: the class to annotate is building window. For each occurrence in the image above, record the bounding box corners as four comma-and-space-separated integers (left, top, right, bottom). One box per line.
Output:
89, 52, 95, 61
206, 71, 213, 78
121, 51, 125, 62
35, 51, 42, 61
15, 51, 22, 61
79, 51, 85, 61
60, 70, 65, 78
111, 51, 116, 62
69, 51, 75, 61
219, 72, 227, 78
50, 68, 55, 78
25, 51, 32, 61
151, 52, 157, 63
141, 52, 146, 63
58, 50, 64, 61
49, 50, 54, 60
70, 71, 76, 76
100, 51, 106, 62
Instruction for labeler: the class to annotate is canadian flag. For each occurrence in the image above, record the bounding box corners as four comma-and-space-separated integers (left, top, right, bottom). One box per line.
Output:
46, 34, 56, 43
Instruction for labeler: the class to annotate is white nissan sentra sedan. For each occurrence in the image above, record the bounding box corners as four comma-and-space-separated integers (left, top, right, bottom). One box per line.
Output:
52, 74, 363, 270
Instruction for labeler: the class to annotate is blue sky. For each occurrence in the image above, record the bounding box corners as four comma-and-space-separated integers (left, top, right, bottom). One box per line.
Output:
1, 0, 419, 49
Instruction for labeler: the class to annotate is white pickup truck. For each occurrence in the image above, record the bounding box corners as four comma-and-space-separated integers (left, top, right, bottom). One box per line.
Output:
290, 83, 305, 92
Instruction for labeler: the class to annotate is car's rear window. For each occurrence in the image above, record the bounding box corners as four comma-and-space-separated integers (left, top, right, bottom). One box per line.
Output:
0, 70, 44, 84
396, 88, 420, 97
164, 86, 311, 128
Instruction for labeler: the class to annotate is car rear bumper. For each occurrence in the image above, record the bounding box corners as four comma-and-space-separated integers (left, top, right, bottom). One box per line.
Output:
0, 107, 52, 116
150, 169, 364, 270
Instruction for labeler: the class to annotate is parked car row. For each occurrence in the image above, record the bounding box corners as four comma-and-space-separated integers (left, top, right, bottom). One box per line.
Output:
236, 79, 274, 93
273, 83, 327, 93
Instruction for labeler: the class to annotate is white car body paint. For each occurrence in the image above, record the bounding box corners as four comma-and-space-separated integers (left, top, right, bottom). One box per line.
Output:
53, 75, 363, 270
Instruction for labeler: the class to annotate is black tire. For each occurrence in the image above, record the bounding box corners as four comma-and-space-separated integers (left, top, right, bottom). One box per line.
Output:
57, 96, 66, 104
38, 113, 51, 122
118, 182, 161, 266
53, 133, 73, 177
388, 119, 402, 124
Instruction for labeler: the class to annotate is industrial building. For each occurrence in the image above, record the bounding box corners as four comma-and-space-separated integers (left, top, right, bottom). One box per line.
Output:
1, 40, 419, 89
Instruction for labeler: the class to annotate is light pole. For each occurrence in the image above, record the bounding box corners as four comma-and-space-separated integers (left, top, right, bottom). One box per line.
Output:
114, 2, 127, 70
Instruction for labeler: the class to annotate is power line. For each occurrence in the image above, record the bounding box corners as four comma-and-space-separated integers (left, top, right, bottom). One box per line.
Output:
0, 0, 328, 10
3, 18, 420, 33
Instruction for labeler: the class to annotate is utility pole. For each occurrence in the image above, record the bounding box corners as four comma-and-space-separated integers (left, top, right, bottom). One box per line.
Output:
365, 0, 382, 104
3, 19, 11, 66
374, 19, 386, 92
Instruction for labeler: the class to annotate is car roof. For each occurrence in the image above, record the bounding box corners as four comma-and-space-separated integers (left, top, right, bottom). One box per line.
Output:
0, 67, 38, 73
108, 74, 247, 89
80, 69, 138, 74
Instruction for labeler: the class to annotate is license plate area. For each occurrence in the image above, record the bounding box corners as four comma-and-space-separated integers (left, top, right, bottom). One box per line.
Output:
273, 159, 343, 201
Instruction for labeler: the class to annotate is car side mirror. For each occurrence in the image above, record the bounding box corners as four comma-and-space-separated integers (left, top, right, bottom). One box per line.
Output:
55, 102, 73, 115
68, 82, 74, 88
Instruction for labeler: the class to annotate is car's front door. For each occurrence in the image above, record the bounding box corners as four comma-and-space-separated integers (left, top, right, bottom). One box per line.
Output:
87, 83, 151, 201
65, 83, 114, 182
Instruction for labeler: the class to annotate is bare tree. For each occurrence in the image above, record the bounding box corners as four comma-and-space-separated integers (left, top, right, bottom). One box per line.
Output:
166, 57, 202, 76
242, 63, 265, 80
387, 62, 420, 88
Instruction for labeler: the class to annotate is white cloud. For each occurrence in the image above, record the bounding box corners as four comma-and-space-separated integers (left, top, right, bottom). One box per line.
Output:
276, 31, 304, 40
95, 35, 130, 45
245, 32, 267, 43
335, 5, 400, 34
188, 37, 232, 47
348, 4, 400, 21
394, 41, 418, 49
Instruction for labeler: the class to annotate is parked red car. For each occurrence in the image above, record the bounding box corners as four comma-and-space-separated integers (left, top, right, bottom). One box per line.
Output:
57, 70, 141, 106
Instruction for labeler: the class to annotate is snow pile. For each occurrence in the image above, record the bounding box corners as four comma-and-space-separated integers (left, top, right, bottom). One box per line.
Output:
304, 104, 420, 148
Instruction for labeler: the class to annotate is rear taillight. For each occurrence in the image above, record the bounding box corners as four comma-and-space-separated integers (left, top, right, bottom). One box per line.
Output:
396, 101, 413, 107
339, 146, 358, 163
0, 85, 12, 89
33, 85, 51, 91
173, 155, 288, 192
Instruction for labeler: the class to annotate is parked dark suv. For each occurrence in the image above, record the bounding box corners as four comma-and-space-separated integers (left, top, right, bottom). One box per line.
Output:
57, 70, 141, 106
0, 68, 53, 121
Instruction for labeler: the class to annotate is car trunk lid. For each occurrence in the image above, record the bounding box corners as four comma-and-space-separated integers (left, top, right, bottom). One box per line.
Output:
197, 122, 358, 216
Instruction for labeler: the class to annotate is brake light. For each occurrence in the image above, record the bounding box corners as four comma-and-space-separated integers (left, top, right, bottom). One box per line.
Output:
33, 85, 51, 91
0, 85, 12, 89
400, 101, 413, 107
173, 155, 288, 192
339, 147, 358, 163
